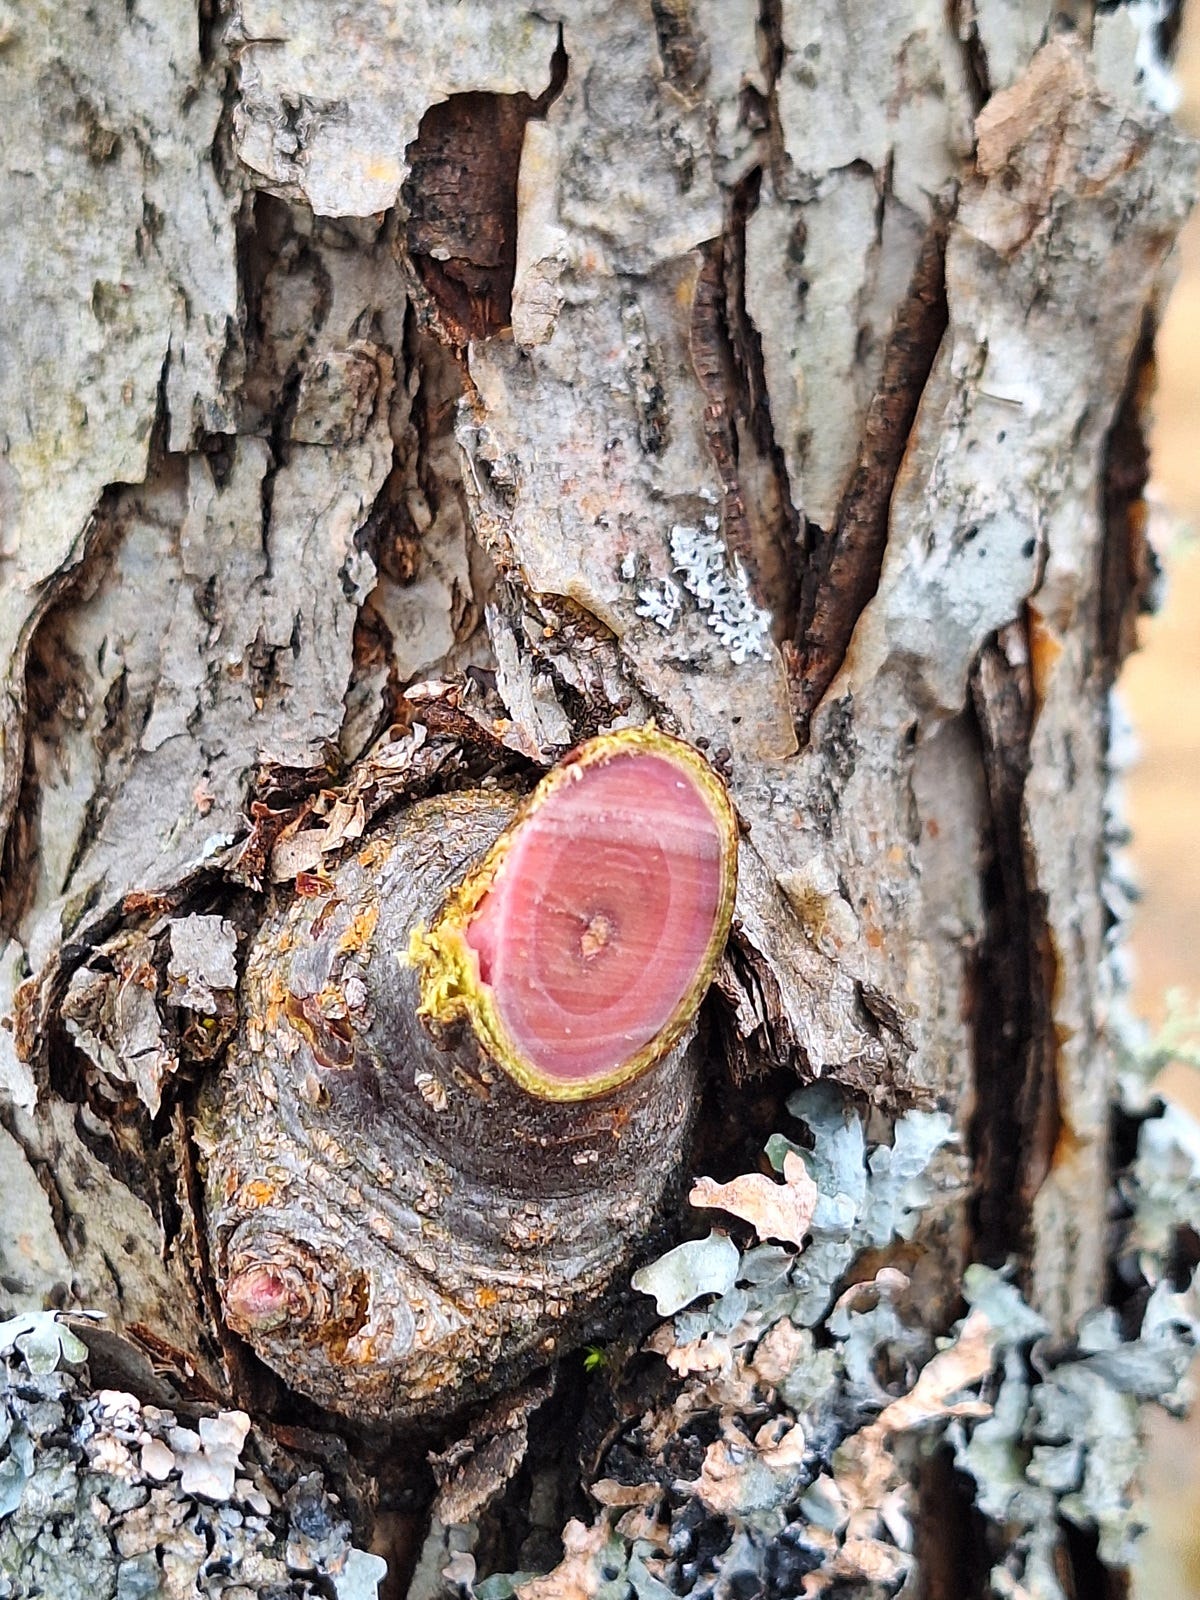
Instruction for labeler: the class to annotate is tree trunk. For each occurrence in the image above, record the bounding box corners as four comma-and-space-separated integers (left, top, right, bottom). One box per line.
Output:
1, 3, 1198, 1597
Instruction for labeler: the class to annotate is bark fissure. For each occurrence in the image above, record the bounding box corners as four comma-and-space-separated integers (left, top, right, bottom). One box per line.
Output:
0, 490, 130, 943
1098, 312, 1157, 681
727, 170, 806, 642
950, 0, 995, 111
754, 0, 788, 179
912, 1442, 991, 1600
688, 179, 803, 646
240, 192, 334, 432
650, 0, 710, 98
403, 35, 568, 345
790, 212, 951, 741
967, 625, 1061, 1272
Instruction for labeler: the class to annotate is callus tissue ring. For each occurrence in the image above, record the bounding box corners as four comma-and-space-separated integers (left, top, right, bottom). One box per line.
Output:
200, 726, 738, 1421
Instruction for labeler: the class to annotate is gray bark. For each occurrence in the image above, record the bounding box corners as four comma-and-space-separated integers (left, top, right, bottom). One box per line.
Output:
1, 2, 1198, 1597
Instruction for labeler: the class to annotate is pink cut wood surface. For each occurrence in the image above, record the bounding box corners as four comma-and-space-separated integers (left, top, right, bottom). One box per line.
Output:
465, 751, 725, 1081
224, 1264, 294, 1329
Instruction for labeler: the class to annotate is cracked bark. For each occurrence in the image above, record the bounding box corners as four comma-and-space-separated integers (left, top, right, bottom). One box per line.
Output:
0, 3, 1196, 1597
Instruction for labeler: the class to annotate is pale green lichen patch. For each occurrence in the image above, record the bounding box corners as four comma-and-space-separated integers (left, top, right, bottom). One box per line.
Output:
950, 1097, 1200, 1595
0, 1309, 93, 1377
480, 1063, 1200, 1599
480, 1089, 963, 1596
630, 1230, 740, 1317
0, 1316, 389, 1599
942, 1007, 1200, 1596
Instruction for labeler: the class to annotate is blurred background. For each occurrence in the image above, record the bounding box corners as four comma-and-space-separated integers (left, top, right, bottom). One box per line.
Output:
1126, 11, 1200, 1595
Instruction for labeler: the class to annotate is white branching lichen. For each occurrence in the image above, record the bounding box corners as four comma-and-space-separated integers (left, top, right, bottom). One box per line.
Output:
670, 518, 772, 664
634, 575, 682, 631
625, 517, 773, 663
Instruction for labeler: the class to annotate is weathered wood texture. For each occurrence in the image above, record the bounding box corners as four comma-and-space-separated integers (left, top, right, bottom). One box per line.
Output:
0, 2, 1197, 1597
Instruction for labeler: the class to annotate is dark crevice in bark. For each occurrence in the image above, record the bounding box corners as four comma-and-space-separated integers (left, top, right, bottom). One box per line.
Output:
757, 0, 785, 84
343, 485, 408, 756
459, 1370, 596, 1588
727, 171, 807, 641
57, 677, 132, 901
1155, 0, 1186, 59
1061, 1516, 1129, 1600
966, 624, 1061, 1273
1095, 0, 1183, 60
407, 320, 471, 586
1098, 312, 1157, 685
790, 212, 950, 744
689, 173, 803, 644
197, 0, 220, 69
349, 311, 486, 735
173, 1091, 282, 1417
949, 0, 992, 113
367, 468, 424, 591
1093, 313, 1159, 1326
239, 191, 333, 436
651, 0, 711, 97
913, 1443, 992, 1600
402, 31, 567, 346
0, 335, 184, 923
343, 601, 406, 760
239, 197, 335, 663
753, 0, 789, 172
0, 697, 46, 942
1, 475, 153, 944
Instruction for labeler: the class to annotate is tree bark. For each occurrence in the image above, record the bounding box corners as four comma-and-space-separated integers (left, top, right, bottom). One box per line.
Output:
1, 3, 1198, 1598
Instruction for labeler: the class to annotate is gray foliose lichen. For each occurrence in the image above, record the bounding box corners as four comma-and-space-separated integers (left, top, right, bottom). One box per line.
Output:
468, 1045, 1200, 1600
0, 1311, 387, 1600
